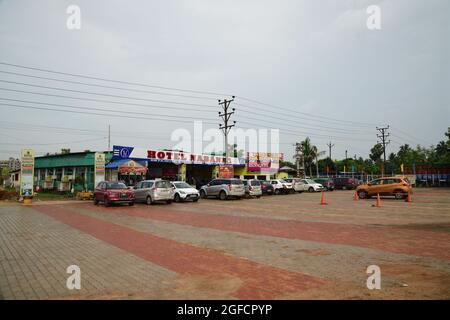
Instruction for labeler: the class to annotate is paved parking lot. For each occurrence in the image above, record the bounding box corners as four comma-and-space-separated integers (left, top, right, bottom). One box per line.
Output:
1, 188, 450, 299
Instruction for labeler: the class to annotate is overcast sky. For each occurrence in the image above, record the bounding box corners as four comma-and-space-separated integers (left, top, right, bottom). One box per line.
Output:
0, 0, 449, 161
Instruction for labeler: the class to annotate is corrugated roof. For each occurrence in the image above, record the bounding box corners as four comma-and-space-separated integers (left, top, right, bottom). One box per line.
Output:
35, 152, 112, 168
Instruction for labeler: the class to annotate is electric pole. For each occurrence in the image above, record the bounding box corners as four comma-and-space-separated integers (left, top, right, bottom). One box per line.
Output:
219, 96, 236, 164
376, 125, 390, 177
326, 142, 334, 159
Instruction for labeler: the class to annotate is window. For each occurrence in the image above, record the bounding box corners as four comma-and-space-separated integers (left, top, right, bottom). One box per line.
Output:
231, 180, 243, 185
370, 179, 382, 185
156, 181, 171, 188
251, 180, 261, 186
106, 182, 127, 189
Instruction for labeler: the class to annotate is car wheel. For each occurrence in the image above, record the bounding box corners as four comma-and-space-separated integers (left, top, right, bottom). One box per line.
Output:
308, 187, 314, 192
146, 196, 153, 205
219, 191, 227, 200
193, 199, 199, 202
104, 198, 110, 207
358, 190, 368, 199
256, 196, 261, 199
128, 202, 134, 206
394, 191, 404, 200
274, 189, 280, 195
174, 193, 181, 203
93, 198, 99, 205
200, 190, 207, 199
166, 200, 172, 204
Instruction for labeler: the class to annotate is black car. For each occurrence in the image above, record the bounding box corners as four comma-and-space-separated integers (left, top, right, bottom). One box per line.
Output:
314, 178, 335, 191
260, 181, 274, 195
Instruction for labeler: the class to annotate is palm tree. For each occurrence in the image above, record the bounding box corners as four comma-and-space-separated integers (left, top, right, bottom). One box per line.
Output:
294, 137, 320, 177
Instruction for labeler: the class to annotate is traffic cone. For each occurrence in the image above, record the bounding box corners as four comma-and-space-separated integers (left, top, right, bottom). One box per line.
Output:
354, 191, 358, 201
375, 193, 381, 207
320, 191, 327, 205
405, 190, 412, 203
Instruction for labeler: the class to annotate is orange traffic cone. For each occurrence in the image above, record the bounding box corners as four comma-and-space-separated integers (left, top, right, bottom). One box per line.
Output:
320, 191, 327, 205
375, 193, 381, 207
354, 191, 359, 201
405, 190, 412, 203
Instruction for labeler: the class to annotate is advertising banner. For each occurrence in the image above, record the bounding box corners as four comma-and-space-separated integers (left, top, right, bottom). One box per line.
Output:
20, 149, 35, 197
247, 152, 280, 173
112, 145, 244, 165
94, 152, 105, 187
219, 165, 234, 178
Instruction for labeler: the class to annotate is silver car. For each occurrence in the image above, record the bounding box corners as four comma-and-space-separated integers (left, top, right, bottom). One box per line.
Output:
243, 179, 262, 198
133, 180, 174, 205
171, 181, 200, 202
200, 178, 245, 200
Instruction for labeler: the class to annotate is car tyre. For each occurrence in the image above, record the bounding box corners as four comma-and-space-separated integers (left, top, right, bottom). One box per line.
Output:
128, 202, 134, 206
308, 187, 314, 193
146, 196, 153, 205
193, 198, 199, 202
219, 191, 227, 200
358, 190, 368, 199
200, 190, 207, 199
94, 198, 99, 205
274, 189, 280, 195
104, 198, 110, 207
394, 191, 404, 200
174, 193, 181, 203
166, 200, 172, 204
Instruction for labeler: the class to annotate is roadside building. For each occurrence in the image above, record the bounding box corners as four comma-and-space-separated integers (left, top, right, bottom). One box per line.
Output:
34, 151, 112, 192
0, 157, 21, 172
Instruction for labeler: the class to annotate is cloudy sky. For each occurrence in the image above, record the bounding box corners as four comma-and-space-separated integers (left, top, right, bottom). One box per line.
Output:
0, 0, 448, 161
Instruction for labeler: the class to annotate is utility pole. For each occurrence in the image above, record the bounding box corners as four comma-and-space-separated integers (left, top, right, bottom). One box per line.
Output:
326, 142, 334, 159
294, 143, 303, 178
344, 150, 348, 174
376, 125, 390, 177
108, 124, 111, 151
219, 96, 236, 164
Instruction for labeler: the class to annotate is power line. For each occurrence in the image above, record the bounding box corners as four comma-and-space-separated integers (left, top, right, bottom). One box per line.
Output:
0, 87, 218, 113
0, 70, 219, 101
0, 61, 230, 97
0, 80, 218, 108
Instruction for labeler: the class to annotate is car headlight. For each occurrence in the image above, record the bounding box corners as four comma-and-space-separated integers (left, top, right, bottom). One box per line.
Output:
179, 190, 186, 194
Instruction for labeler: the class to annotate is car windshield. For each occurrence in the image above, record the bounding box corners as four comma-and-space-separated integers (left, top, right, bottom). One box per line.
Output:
231, 180, 243, 185
251, 180, 261, 186
106, 182, 127, 189
174, 182, 191, 189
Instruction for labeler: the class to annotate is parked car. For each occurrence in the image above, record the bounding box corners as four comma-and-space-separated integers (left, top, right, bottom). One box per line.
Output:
270, 179, 293, 194
94, 181, 135, 206
133, 180, 174, 205
200, 178, 245, 200
296, 179, 324, 192
356, 177, 411, 199
260, 181, 274, 195
243, 179, 262, 198
332, 177, 359, 190
283, 178, 304, 192
171, 181, 200, 202
314, 178, 335, 191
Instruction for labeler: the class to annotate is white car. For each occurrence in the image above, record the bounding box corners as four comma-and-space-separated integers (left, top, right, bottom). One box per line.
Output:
297, 179, 324, 192
171, 181, 200, 202
270, 179, 293, 194
283, 178, 304, 192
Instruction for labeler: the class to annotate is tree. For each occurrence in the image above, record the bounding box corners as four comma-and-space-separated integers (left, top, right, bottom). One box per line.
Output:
297, 137, 318, 177
369, 143, 384, 163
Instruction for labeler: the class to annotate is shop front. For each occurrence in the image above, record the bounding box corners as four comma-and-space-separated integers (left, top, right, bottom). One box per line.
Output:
105, 158, 147, 186
110, 145, 245, 187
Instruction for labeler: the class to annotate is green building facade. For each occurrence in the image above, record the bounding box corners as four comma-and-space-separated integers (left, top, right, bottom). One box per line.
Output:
34, 151, 112, 192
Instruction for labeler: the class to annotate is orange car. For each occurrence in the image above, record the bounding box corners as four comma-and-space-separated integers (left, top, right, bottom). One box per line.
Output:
356, 177, 411, 199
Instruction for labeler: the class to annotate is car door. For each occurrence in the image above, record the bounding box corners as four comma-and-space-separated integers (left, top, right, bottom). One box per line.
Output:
133, 181, 143, 202
211, 179, 223, 196
367, 179, 383, 195
94, 182, 104, 200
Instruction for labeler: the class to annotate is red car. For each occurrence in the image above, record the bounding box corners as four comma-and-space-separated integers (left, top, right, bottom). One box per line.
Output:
94, 181, 135, 206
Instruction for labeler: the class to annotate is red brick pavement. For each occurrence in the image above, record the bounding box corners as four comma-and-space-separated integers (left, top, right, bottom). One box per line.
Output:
76, 203, 450, 260
32, 205, 325, 299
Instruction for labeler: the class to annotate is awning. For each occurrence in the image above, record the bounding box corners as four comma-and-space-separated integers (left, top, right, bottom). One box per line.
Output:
105, 159, 148, 174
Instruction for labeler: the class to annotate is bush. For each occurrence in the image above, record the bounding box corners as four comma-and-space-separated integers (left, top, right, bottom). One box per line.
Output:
0, 189, 18, 200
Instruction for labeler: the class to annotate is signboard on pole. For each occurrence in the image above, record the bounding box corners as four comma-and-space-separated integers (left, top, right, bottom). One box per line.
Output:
247, 152, 280, 173
94, 152, 105, 187
20, 149, 35, 197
